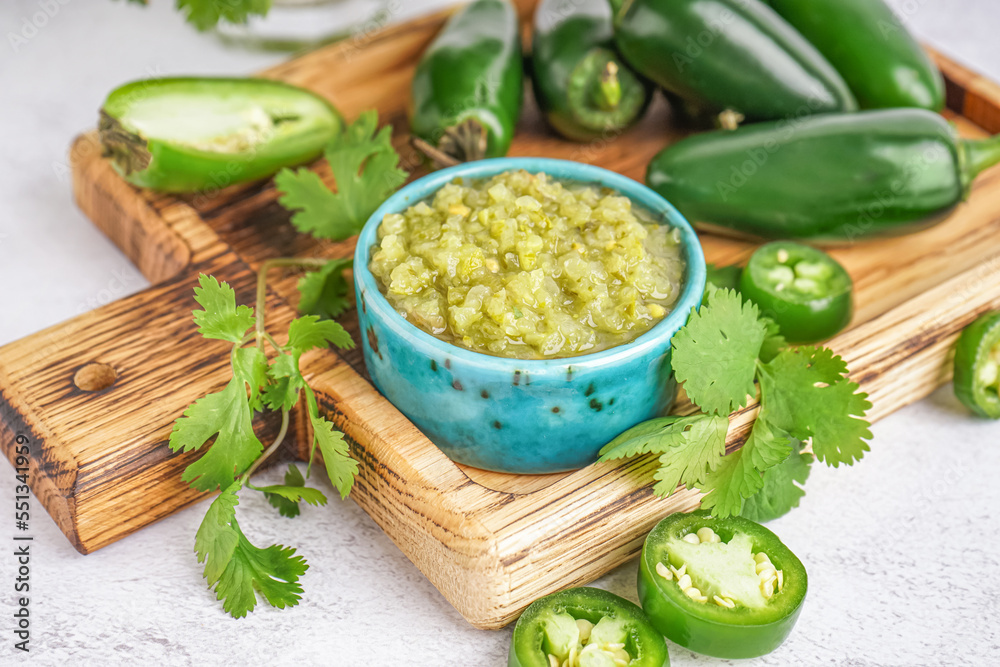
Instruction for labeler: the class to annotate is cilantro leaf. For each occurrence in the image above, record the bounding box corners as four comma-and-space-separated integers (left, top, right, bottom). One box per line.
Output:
298, 258, 353, 319
697, 444, 763, 518
276, 111, 407, 241
288, 315, 354, 352
262, 352, 303, 413
311, 413, 358, 500
195, 481, 242, 585
758, 346, 872, 467
651, 414, 729, 497
169, 347, 267, 491
192, 274, 254, 343
176, 0, 270, 31
304, 386, 358, 500
262, 316, 353, 412
195, 480, 309, 619
671, 289, 767, 415
698, 416, 793, 517
260, 464, 328, 518
758, 316, 786, 365
740, 450, 813, 523
598, 415, 704, 461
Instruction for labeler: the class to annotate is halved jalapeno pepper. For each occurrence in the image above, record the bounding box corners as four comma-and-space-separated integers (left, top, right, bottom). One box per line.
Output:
953, 311, 1000, 419
509, 587, 669, 667
638, 511, 806, 659
99, 77, 342, 193
739, 242, 853, 344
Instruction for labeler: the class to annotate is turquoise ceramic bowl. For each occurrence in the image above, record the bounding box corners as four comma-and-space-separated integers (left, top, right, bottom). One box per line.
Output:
354, 158, 706, 474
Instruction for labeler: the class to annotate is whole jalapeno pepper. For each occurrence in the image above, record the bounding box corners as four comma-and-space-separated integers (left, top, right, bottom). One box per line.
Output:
609, 0, 857, 123
953, 311, 1000, 419
764, 0, 945, 111
739, 242, 853, 344
646, 108, 1000, 242
637, 511, 807, 659
530, 0, 652, 142
409, 0, 523, 165
508, 587, 669, 667
99, 77, 343, 193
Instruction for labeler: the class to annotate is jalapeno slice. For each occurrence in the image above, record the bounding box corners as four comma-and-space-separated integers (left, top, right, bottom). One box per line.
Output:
953, 311, 1000, 419
739, 241, 853, 344
509, 587, 669, 667
638, 512, 806, 659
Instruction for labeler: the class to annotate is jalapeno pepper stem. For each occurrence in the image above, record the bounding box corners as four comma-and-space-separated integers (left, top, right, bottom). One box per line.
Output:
254, 256, 335, 348
595, 61, 623, 111
962, 133, 1000, 184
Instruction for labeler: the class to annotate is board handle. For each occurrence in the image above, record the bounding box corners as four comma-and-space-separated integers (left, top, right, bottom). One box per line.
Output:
0, 256, 293, 554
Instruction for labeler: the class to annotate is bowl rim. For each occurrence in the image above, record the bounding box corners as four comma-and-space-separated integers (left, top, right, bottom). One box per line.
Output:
354, 157, 707, 371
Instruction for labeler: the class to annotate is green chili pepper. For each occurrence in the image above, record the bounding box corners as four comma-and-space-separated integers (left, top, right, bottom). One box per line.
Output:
609, 0, 856, 123
530, 0, 652, 142
954, 311, 1000, 419
764, 0, 945, 111
705, 263, 742, 294
740, 242, 853, 343
646, 108, 1000, 242
409, 0, 523, 164
508, 587, 669, 667
638, 511, 807, 659
99, 77, 342, 193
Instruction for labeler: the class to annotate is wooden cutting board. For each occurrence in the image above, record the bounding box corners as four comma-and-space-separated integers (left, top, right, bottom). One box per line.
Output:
3, 0, 1000, 630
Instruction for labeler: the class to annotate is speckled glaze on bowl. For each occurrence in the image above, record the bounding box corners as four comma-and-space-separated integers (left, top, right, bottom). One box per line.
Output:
354, 158, 706, 474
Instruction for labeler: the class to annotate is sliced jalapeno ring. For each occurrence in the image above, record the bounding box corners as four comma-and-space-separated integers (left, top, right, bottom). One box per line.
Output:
638, 511, 807, 659
739, 241, 853, 344
509, 587, 669, 667
954, 311, 1000, 419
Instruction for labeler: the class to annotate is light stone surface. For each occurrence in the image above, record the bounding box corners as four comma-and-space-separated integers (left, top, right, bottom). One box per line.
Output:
1, 0, 999, 664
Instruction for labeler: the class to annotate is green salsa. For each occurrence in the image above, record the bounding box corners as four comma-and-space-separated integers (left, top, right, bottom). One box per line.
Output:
369, 170, 686, 359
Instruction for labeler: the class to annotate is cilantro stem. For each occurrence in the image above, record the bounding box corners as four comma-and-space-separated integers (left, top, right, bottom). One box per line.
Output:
264, 332, 285, 354
241, 408, 291, 482
255, 257, 336, 348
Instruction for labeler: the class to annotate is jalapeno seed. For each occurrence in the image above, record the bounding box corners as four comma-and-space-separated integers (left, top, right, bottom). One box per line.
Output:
657, 526, 786, 609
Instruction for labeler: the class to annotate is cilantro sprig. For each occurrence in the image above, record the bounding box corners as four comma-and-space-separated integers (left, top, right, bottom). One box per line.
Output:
169, 111, 404, 618
600, 288, 871, 521
275, 111, 406, 319
276, 111, 407, 242
122, 0, 271, 32
171, 273, 359, 618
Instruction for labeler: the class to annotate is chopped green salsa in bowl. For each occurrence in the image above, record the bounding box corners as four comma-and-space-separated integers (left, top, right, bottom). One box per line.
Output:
354, 158, 705, 474
369, 169, 687, 359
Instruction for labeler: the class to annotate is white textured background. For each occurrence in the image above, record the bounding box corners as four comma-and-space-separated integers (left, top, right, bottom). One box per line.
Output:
1, 0, 999, 665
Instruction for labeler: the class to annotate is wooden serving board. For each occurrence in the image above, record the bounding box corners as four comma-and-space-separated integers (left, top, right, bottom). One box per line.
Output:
3, 0, 1000, 630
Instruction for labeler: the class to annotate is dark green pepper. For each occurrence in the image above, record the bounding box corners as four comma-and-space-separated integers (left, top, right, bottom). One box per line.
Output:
609, 0, 857, 123
509, 587, 669, 667
530, 0, 652, 142
647, 108, 1000, 242
638, 511, 807, 659
409, 0, 523, 164
99, 77, 342, 193
703, 263, 742, 306
740, 242, 853, 344
764, 0, 945, 111
953, 311, 1000, 419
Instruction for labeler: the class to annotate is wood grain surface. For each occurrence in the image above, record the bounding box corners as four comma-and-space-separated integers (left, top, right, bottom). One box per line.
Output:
2, 0, 999, 629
